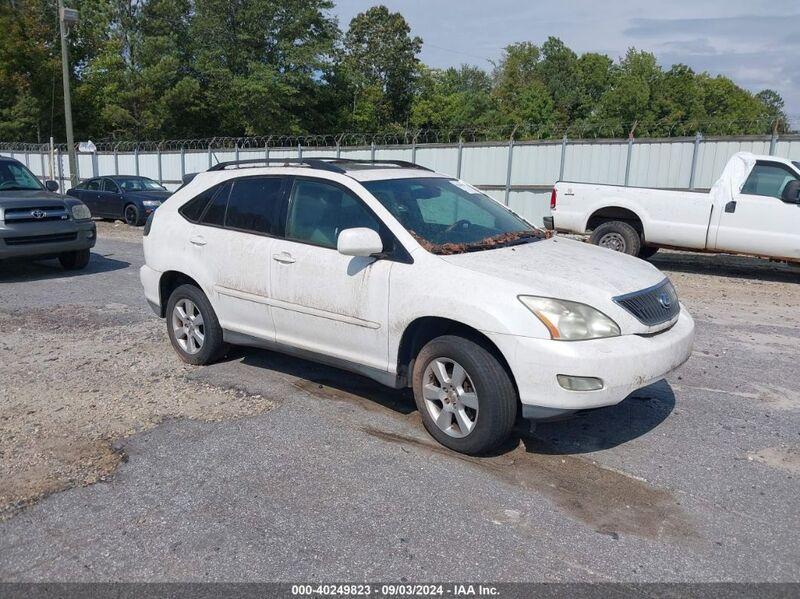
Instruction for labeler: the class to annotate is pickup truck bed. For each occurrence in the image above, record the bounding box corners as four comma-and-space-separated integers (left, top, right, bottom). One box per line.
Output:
547, 152, 800, 263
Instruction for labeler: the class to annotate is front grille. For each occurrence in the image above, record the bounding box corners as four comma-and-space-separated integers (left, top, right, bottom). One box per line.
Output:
3, 205, 69, 223
613, 279, 680, 326
4, 232, 78, 246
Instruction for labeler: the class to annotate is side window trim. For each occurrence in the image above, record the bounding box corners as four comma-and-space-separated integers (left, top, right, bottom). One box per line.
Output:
283, 176, 413, 263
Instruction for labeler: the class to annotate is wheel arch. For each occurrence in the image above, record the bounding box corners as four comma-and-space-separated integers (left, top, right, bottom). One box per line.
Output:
158, 270, 203, 317
585, 205, 646, 238
395, 316, 518, 396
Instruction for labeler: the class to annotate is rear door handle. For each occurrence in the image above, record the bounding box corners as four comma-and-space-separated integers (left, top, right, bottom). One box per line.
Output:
189, 235, 207, 246
272, 251, 295, 264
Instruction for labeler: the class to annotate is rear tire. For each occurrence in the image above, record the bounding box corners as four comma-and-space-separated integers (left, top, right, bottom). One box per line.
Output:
590, 220, 641, 256
412, 335, 517, 455
166, 284, 225, 365
59, 248, 90, 270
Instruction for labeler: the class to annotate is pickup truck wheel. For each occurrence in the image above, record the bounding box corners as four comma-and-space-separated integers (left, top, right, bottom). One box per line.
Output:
590, 220, 641, 256
638, 246, 659, 259
412, 335, 517, 455
166, 284, 225, 365
58, 248, 90, 270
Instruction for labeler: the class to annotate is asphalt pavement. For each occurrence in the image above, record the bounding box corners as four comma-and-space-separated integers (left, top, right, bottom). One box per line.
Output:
0, 233, 798, 582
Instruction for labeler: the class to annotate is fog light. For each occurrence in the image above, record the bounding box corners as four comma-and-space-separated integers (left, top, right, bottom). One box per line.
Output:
557, 374, 603, 391
87, 230, 95, 239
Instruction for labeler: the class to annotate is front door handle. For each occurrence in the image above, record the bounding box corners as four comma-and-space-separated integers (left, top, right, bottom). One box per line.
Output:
724, 200, 737, 213
189, 235, 207, 246
272, 251, 295, 264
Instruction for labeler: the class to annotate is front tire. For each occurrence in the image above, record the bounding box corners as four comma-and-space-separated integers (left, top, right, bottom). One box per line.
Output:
59, 248, 90, 270
124, 203, 143, 226
412, 335, 517, 455
166, 284, 225, 365
590, 220, 641, 256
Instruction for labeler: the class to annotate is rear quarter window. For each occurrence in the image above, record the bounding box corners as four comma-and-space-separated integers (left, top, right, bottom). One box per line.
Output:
179, 183, 222, 222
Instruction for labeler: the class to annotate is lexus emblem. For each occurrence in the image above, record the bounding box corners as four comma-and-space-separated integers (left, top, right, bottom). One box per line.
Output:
30, 209, 46, 219
658, 292, 672, 309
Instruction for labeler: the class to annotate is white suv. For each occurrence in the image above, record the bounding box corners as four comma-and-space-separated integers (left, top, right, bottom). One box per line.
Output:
140, 158, 694, 454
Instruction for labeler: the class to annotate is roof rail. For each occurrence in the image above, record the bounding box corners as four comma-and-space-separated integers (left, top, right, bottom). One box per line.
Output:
207, 158, 346, 173
206, 157, 432, 174
325, 158, 433, 172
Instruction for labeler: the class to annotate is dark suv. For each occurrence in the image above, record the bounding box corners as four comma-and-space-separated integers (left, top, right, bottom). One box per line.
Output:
0, 157, 96, 270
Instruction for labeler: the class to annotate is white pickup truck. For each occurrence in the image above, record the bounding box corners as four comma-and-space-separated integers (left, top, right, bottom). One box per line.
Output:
545, 152, 800, 262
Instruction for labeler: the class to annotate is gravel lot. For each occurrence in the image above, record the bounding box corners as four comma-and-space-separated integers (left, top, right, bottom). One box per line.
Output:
0, 220, 798, 581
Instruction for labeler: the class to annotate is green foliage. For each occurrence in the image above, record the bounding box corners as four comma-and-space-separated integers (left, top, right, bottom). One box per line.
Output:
0, 1, 789, 142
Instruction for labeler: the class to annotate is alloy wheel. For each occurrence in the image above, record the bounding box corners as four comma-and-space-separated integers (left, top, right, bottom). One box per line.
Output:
171, 298, 205, 354
422, 358, 479, 438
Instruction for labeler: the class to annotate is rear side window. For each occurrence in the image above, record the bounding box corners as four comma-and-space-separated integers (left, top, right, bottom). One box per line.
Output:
200, 182, 231, 227
86, 179, 101, 191
179, 184, 219, 222
225, 177, 285, 235
102, 179, 118, 193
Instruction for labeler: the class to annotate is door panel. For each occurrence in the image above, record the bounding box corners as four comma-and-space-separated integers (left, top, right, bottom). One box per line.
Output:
269, 178, 392, 371
270, 239, 392, 370
184, 177, 287, 340
713, 162, 800, 259
100, 178, 122, 216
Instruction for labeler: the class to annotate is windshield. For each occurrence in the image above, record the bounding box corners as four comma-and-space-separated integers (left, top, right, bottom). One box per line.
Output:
116, 177, 166, 192
362, 177, 545, 254
0, 162, 44, 191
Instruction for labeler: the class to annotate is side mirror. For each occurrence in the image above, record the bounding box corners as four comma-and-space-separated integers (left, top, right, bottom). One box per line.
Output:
45, 180, 59, 192
337, 227, 383, 257
781, 180, 800, 204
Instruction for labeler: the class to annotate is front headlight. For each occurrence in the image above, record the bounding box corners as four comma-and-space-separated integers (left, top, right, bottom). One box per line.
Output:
142, 200, 162, 207
519, 296, 620, 341
71, 204, 92, 220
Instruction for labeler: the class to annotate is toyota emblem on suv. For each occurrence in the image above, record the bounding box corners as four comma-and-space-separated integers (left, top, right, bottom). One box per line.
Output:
30, 209, 46, 219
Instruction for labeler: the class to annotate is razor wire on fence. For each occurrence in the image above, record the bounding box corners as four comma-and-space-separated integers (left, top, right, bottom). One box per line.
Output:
0, 116, 796, 153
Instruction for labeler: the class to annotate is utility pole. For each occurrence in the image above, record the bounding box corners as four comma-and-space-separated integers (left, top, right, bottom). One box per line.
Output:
58, 0, 79, 187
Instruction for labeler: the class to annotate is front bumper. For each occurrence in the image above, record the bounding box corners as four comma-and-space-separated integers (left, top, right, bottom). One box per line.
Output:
0, 220, 96, 260
485, 307, 695, 416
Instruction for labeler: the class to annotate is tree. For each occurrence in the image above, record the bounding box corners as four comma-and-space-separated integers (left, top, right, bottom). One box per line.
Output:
0, 0, 61, 142
341, 5, 422, 129
411, 65, 496, 129
756, 89, 788, 132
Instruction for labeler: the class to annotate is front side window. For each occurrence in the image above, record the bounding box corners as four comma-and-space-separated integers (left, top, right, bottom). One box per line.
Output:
286, 179, 382, 249
362, 177, 543, 254
0, 162, 43, 191
117, 177, 166, 191
225, 177, 284, 235
741, 162, 800, 200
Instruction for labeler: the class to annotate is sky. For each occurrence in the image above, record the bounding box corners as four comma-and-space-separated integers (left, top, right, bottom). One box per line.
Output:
331, 0, 800, 120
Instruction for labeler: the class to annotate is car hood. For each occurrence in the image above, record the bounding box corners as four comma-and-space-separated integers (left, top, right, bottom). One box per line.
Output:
126, 190, 171, 201
439, 236, 668, 308
0, 189, 66, 208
